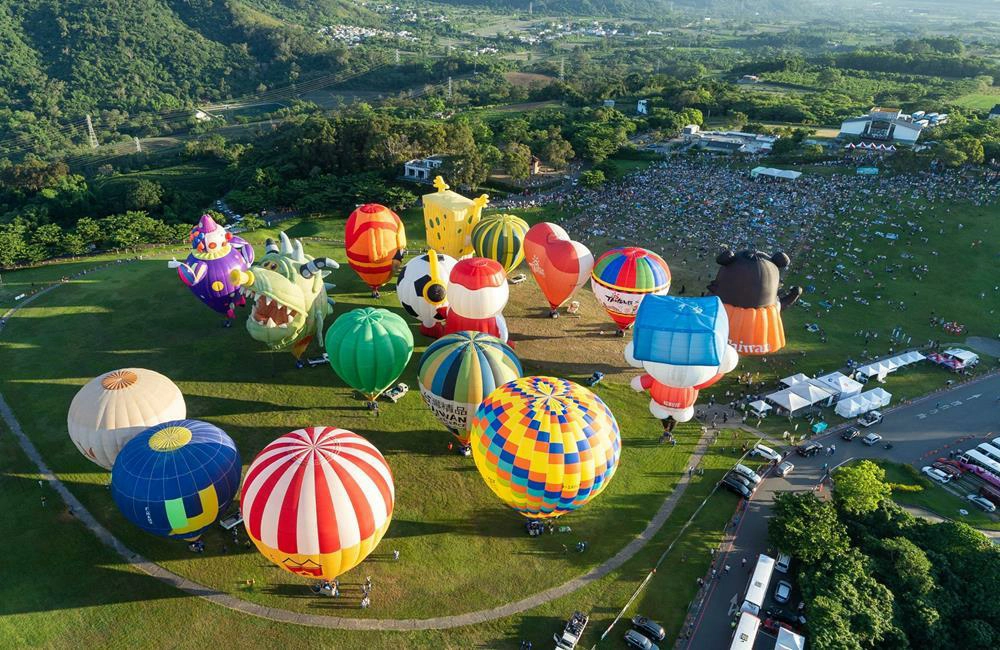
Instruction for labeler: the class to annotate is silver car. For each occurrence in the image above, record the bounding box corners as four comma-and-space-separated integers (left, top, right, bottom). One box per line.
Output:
966, 494, 997, 512
776, 461, 794, 477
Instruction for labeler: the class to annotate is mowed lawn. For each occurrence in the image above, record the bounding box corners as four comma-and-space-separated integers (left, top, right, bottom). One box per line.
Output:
0, 208, 706, 628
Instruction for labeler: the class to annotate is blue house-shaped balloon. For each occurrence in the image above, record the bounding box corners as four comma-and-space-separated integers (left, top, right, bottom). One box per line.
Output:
632, 295, 727, 367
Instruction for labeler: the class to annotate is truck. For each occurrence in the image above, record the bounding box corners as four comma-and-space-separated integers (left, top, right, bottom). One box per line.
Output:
858, 410, 883, 427
554, 611, 589, 649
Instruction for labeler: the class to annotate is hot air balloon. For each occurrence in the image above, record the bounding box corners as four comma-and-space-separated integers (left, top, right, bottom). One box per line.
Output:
168, 214, 255, 323
110, 419, 241, 540
396, 250, 457, 338
471, 213, 529, 275
67, 368, 187, 470
591, 247, 671, 334
229, 232, 339, 362
344, 203, 407, 297
325, 307, 414, 404
445, 258, 510, 343
241, 427, 394, 580
707, 249, 802, 355
523, 222, 594, 317
417, 331, 523, 452
470, 376, 621, 519
422, 176, 489, 259
626, 295, 738, 388
625, 295, 738, 421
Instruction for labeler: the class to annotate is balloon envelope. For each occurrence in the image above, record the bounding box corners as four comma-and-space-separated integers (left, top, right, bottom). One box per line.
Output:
523, 223, 594, 311
173, 214, 254, 318
325, 308, 414, 399
632, 295, 728, 368
396, 251, 457, 334
345, 203, 406, 291
241, 427, 394, 580
471, 376, 621, 519
422, 176, 488, 259
417, 332, 523, 446
472, 213, 529, 274
591, 247, 671, 331
110, 419, 241, 540
68, 368, 187, 470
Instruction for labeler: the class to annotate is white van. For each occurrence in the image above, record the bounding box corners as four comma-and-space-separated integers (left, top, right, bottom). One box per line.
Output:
731, 463, 762, 486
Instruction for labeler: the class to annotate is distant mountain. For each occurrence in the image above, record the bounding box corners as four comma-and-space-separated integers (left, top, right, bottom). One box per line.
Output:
0, 0, 372, 119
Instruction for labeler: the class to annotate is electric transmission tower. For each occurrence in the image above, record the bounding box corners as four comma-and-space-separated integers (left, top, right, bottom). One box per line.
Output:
85, 114, 99, 149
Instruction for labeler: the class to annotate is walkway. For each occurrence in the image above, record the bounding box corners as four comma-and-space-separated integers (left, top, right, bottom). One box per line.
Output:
0, 265, 714, 631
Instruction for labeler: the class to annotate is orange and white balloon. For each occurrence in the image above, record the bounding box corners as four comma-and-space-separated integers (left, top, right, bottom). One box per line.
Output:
241, 427, 394, 580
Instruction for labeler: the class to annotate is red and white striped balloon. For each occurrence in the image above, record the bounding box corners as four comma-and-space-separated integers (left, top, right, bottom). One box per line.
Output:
241, 427, 395, 580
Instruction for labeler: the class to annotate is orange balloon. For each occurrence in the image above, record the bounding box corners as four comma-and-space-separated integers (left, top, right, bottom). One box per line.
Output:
723, 303, 785, 356
345, 204, 407, 291
523, 223, 595, 312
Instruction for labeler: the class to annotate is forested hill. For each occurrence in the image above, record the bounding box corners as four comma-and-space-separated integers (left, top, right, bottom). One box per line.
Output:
0, 0, 369, 118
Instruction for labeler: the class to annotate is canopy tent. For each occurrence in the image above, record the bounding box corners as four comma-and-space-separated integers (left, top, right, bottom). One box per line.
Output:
943, 348, 979, 365
747, 400, 772, 417
900, 350, 925, 364
881, 357, 902, 372
766, 389, 815, 415
780, 373, 810, 388
835, 392, 879, 418
855, 360, 894, 381
816, 372, 863, 400
791, 380, 836, 407
865, 387, 892, 407
750, 166, 802, 181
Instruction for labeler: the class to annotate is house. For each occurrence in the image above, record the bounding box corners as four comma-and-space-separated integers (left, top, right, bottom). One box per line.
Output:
989, 104, 1000, 120
403, 155, 445, 183
529, 155, 541, 175
737, 74, 760, 84
636, 99, 648, 115
839, 107, 922, 144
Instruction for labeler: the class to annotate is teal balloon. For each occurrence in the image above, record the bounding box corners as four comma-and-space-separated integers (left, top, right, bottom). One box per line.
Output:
325, 308, 414, 399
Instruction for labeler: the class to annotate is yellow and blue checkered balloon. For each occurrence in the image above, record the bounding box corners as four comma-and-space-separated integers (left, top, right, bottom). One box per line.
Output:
471, 376, 621, 519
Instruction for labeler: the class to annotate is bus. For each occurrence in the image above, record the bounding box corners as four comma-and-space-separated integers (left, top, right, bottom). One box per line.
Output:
976, 442, 1000, 464
729, 611, 761, 650
964, 449, 1000, 477
741, 554, 775, 616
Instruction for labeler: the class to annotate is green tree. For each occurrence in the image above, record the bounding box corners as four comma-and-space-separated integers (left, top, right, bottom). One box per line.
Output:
33, 223, 64, 258
74, 217, 102, 247
126, 180, 164, 211
580, 169, 606, 187
0, 223, 29, 268
770, 492, 849, 562
503, 142, 533, 181
833, 460, 892, 515
238, 215, 265, 232
539, 131, 574, 169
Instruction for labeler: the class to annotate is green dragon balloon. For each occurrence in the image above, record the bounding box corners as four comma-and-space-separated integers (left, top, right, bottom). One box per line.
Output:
230, 232, 339, 360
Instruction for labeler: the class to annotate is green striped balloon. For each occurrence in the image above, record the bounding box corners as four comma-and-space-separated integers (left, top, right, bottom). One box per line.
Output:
471, 213, 530, 275
325, 308, 414, 401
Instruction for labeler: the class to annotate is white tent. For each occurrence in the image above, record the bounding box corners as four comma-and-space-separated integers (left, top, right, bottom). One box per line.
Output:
751, 166, 802, 180
766, 389, 815, 415
835, 393, 877, 418
780, 373, 810, 388
816, 372, 863, 400
856, 361, 894, 380
865, 387, 892, 407
882, 358, 902, 371
944, 348, 979, 365
748, 400, 772, 417
901, 351, 925, 364
792, 380, 836, 407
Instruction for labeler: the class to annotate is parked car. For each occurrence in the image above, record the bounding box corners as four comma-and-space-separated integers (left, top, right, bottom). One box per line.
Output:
921, 466, 952, 484
767, 608, 806, 627
508, 273, 527, 285
383, 383, 409, 403
796, 441, 822, 457
773, 580, 792, 604
932, 462, 962, 477
775, 553, 792, 574
776, 461, 795, 477
720, 475, 753, 498
841, 427, 861, 441
731, 463, 762, 486
862, 432, 883, 446
966, 494, 997, 512
631, 616, 665, 642
624, 629, 658, 650
750, 443, 781, 462
858, 410, 883, 427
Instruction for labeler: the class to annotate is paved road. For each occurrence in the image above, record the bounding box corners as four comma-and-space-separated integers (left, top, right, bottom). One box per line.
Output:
685, 374, 1000, 650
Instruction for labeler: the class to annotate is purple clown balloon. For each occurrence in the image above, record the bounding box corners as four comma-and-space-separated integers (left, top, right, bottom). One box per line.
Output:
169, 215, 255, 321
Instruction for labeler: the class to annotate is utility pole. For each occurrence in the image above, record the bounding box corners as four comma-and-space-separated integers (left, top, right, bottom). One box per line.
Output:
447, 76, 453, 100
134, 137, 142, 153
85, 114, 98, 149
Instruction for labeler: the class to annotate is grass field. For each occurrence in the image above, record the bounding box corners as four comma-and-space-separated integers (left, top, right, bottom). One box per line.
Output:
952, 89, 1000, 111
2, 160, 998, 647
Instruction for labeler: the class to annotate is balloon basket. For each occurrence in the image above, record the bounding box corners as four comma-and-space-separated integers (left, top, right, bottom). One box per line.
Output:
549, 310, 559, 319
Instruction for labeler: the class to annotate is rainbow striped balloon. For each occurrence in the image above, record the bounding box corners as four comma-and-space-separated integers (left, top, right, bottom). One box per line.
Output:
241, 427, 394, 580
417, 331, 523, 446
471, 213, 530, 275
471, 377, 621, 519
590, 247, 671, 331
